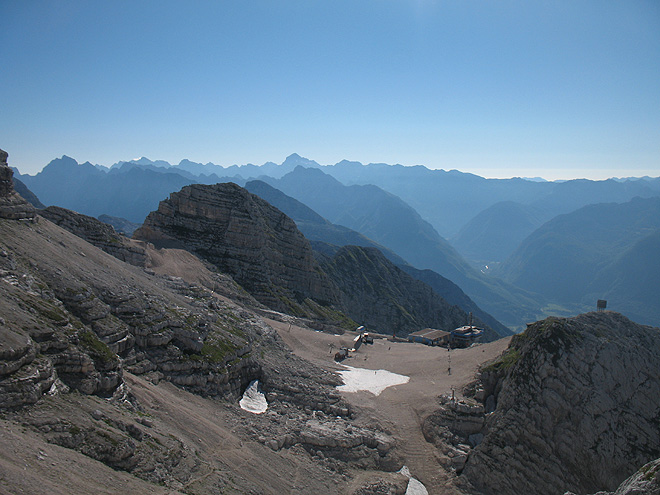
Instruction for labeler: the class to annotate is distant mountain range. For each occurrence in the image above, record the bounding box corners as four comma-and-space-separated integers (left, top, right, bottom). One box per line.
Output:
452, 201, 546, 264
495, 197, 660, 325
244, 179, 510, 337
18, 153, 659, 238
13, 153, 660, 328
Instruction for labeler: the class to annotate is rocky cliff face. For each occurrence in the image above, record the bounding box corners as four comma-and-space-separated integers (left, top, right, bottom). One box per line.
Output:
134, 183, 342, 319
316, 244, 470, 337
0, 149, 36, 220
569, 457, 660, 495
0, 217, 259, 406
460, 312, 660, 495
40, 206, 148, 266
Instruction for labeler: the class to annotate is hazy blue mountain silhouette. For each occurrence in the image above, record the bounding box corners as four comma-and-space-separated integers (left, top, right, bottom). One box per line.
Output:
24, 153, 658, 242
530, 178, 660, 220
13, 177, 45, 209
16, 156, 196, 222
245, 179, 509, 335
259, 166, 542, 329
587, 229, 660, 326
497, 197, 660, 324
452, 201, 546, 264
322, 161, 660, 238
244, 179, 407, 265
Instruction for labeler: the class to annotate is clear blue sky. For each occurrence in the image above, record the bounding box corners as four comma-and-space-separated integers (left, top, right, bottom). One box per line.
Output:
1, 1, 659, 180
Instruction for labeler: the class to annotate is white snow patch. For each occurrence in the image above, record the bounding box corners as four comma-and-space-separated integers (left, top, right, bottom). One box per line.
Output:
398, 465, 429, 495
336, 365, 409, 396
239, 380, 268, 414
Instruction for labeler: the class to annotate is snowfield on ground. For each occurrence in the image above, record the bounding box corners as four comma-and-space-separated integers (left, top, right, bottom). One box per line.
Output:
336, 365, 409, 396
239, 380, 268, 414
399, 465, 429, 495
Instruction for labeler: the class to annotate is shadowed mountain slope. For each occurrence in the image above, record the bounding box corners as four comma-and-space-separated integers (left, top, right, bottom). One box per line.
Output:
452, 201, 545, 264
586, 228, 660, 326
246, 180, 509, 337
134, 182, 343, 321
497, 197, 660, 325
261, 166, 543, 329
244, 179, 407, 266
398, 265, 512, 338
314, 244, 490, 340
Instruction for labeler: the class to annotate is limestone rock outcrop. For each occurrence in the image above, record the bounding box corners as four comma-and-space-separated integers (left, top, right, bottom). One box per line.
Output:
134, 182, 341, 316
40, 206, 148, 266
567, 457, 660, 495
0, 149, 36, 220
461, 312, 660, 495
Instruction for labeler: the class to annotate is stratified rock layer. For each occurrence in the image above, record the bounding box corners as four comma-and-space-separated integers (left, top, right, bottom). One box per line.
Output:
40, 206, 148, 266
0, 149, 36, 220
134, 182, 340, 314
462, 312, 660, 495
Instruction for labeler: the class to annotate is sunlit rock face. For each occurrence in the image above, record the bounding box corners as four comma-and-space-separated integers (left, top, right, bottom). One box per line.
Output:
134, 182, 340, 314
0, 149, 36, 220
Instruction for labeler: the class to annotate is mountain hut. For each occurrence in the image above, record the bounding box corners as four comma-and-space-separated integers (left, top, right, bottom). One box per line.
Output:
450, 325, 483, 348
408, 328, 451, 346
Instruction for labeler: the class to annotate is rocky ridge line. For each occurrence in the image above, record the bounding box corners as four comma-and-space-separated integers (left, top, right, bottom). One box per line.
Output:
459, 312, 660, 495
40, 205, 148, 266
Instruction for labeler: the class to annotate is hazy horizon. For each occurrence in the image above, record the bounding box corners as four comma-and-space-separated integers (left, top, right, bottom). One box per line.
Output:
13, 152, 660, 183
2, 2, 659, 180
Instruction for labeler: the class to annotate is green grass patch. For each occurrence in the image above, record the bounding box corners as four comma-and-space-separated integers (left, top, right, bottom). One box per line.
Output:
187, 337, 240, 364
79, 330, 116, 366
482, 348, 521, 374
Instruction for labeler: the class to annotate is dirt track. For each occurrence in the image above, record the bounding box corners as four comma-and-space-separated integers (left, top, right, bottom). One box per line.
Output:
270, 319, 511, 494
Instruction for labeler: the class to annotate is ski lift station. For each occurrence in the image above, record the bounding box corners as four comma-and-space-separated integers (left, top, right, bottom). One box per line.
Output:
408, 328, 451, 346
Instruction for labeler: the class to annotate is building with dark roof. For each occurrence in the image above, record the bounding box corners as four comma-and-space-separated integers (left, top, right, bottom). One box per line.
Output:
408, 328, 451, 346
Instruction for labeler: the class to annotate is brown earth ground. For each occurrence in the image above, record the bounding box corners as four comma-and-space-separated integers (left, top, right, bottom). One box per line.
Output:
144, 242, 514, 494
269, 319, 511, 494
0, 230, 510, 495
0, 306, 508, 495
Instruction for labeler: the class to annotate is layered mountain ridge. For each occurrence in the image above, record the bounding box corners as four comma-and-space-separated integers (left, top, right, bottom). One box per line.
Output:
15, 152, 660, 329
133, 181, 502, 339
2, 148, 659, 494
134, 182, 341, 319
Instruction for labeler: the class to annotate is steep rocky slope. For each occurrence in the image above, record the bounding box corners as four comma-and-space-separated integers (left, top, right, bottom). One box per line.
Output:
40, 205, 148, 266
134, 182, 344, 321
459, 312, 660, 495
0, 171, 406, 492
316, 244, 489, 339
398, 265, 511, 338
569, 457, 660, 495
261, 166, 543, 330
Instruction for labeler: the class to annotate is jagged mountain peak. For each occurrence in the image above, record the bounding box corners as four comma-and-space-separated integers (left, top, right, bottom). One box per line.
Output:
134, 181, 342, 318
281, 153, 321, 168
